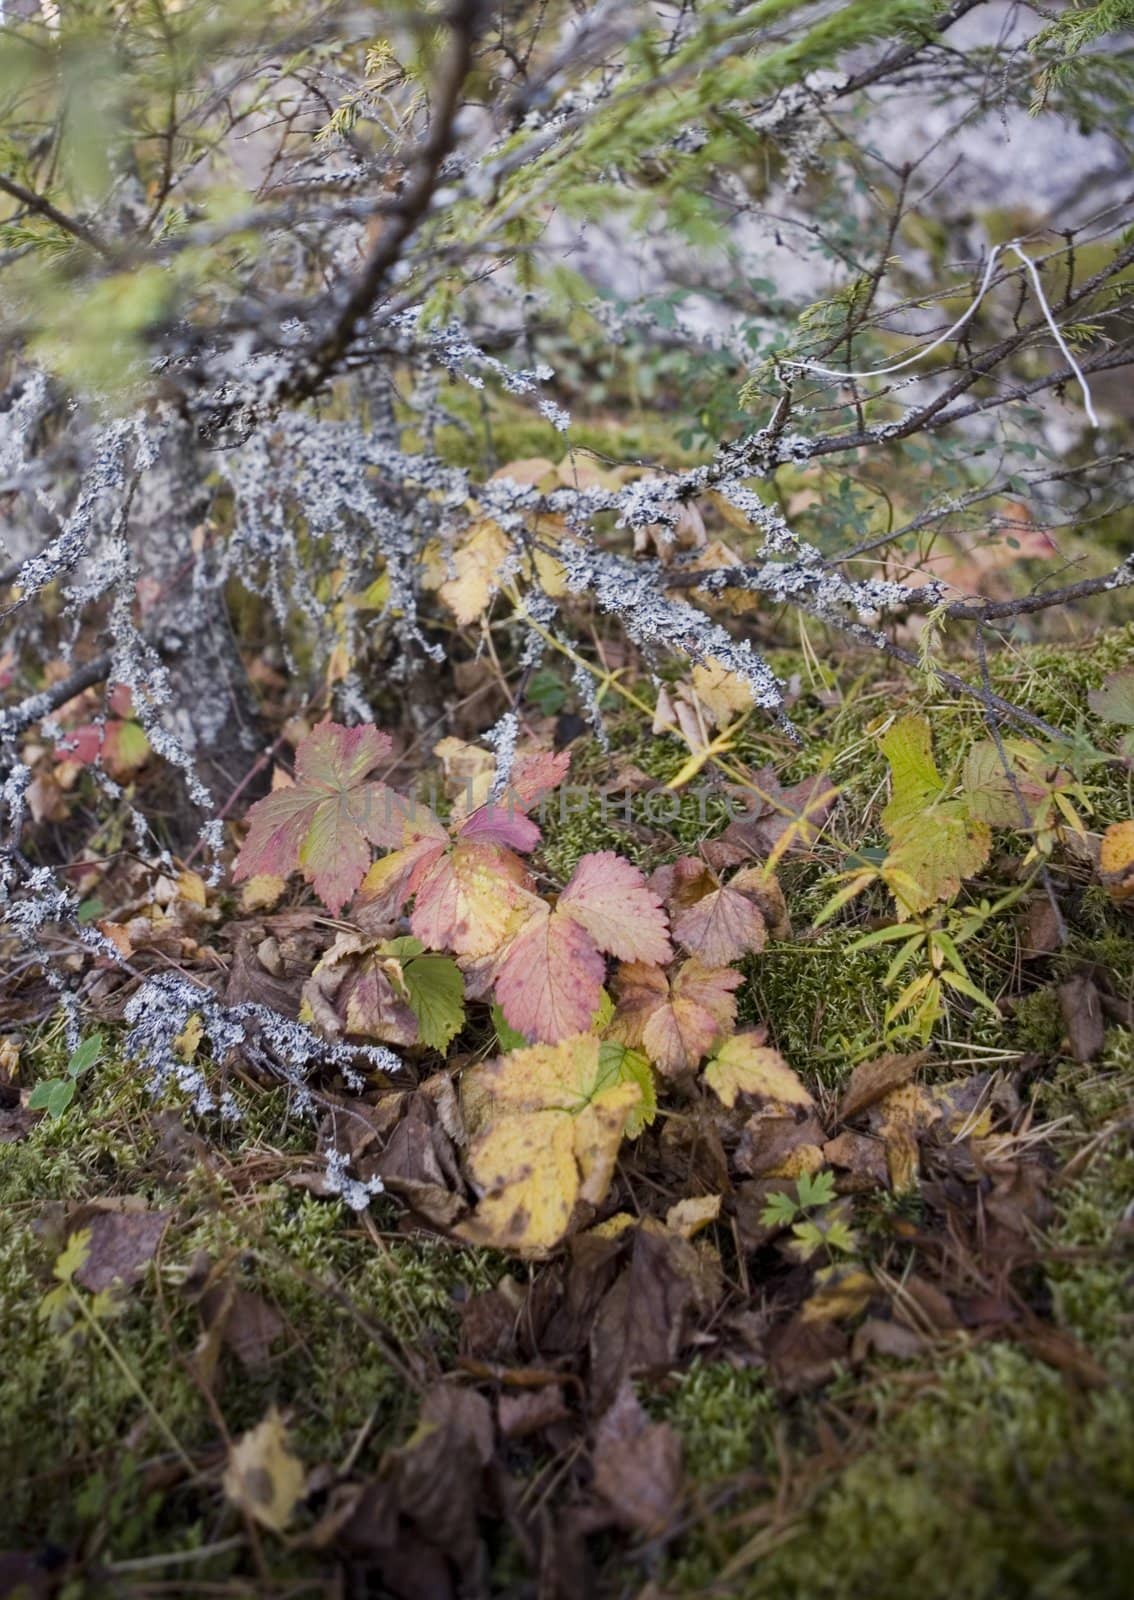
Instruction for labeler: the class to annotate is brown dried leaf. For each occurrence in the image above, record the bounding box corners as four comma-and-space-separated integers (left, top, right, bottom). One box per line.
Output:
1058, 973, 1105, 1063
838, 1050, 927, 1123
69, 1206, 170, 1293
592, 1382, 683, 1536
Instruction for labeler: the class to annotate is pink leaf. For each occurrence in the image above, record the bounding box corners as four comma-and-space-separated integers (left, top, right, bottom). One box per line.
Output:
494, 904, 606, 1044
509, 748, 571, 810
673, 884, 766, 966
410, 839, 535, 957
234, 720, 398, 914
558, 851, 672, 965
457, 802, 541, 851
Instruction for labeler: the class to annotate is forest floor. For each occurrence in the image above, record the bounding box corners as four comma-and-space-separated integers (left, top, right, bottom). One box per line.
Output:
2, 411, 1134, 1599
2, 604, 1132, 1593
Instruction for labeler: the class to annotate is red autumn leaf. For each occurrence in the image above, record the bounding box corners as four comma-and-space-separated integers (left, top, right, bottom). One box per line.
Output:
456, 802, 541, 851
493, 852, 673, 1044
233, 721, 396, 914
411, 838, 535, 957
672, 867, 771, 965
557, 851, 672, 966
492, 901, 607, 1042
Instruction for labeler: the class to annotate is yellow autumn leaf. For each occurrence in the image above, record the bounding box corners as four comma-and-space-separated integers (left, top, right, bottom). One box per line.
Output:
666, 1193, 722, 1239
223, 1408, 306, 1533
458, 1033, 643, 1256
175, 869, 208, 909
438, 520, 513, 625
174, 1013, 203, 1061
1100, 819, 1134, 903
800, 1264, 875, 1324
690, 658, 754, 725
879, 715, 991, 917
704, 1032, 813, 1111
241, 873, 286, 912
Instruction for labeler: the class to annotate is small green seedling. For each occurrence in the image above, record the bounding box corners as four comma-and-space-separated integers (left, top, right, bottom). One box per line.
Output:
27, 1033, 104, 1120
760, 1169, 856, 1258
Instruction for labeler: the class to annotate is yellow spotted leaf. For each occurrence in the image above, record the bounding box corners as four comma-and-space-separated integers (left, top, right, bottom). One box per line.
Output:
458, 1033, 643, 1256
223, 1408, 305, 1533
704, 1032, 813, 1111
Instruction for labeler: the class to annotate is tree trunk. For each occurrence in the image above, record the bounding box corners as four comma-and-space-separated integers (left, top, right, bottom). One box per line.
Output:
131, 420, 264, 816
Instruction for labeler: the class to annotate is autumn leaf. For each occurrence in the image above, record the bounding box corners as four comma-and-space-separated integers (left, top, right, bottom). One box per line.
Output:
438, 519, 513, 624
494, 900, 606, 1042
493, 852, 672, 1044
670, 864, 773, 965
301, 931, 418, 1045
302, 932, 465, 1049
708, 767, 837, 868
223, 1408, 306, 1533
1100, 819, 1134, 904
233, 721, 397, 914
879, 715, 990, 917
58, 718, 151, 780
611, 958, 740, 1076
704, 1032, 813, 1111
1088, 666, 1134, 726
411, 838, 535, 957
961, 738, 1063, 828
458, 1033, 643, 1255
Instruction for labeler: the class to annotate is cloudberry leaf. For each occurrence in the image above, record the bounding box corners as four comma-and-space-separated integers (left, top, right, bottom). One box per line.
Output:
672, 873, 767, 965
234, 722, 396, 914
961, 738, 1061, 828
458, 1033, 642, 1255
397, 947, 466, 1052
301, 932, 417, 1045
492, 853, 673, 1045
704, 1033, 813, 1110
457, 802, 541, 852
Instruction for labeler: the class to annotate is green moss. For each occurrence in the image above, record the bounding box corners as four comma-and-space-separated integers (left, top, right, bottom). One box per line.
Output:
0, 1040, 493, 1580
649, 1363, 775, 1482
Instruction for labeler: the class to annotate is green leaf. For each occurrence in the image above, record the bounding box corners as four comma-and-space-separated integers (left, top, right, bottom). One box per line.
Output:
67, 1033, 104, 1078
759, 1191, 799, 1228
796, 1169, 835, 1209
27, 1078, 64, 1112
491, 1001, 530, 1052
400, 953, 465, 1051
526, 668, 567, 714
597, 1039, 656, 1137
47, 1079, 77, 1118
53, 1227, 92, 1285
879, 714, 945, 833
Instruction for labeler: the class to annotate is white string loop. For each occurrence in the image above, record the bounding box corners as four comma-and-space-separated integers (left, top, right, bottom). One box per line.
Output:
785, 240, 1100, 428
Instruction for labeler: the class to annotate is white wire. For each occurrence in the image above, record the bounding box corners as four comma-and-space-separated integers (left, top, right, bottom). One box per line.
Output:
785, 239, 1100, 428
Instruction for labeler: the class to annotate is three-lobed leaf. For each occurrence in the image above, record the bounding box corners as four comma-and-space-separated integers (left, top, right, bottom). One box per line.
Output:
494, 852, 673, 1044
234, 722, 398, 915
458, 1033, 644, 1255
